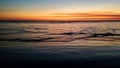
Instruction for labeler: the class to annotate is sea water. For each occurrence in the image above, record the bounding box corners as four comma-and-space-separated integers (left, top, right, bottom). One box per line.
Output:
0, 22, 120, 67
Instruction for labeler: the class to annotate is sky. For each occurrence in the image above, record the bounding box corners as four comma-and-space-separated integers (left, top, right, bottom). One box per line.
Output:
0, 0, 120, 21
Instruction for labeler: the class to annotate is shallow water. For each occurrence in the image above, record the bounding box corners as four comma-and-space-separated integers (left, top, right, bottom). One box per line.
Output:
0, 22, 120, 43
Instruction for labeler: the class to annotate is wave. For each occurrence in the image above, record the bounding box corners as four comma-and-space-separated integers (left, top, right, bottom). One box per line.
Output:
0, 23, 120, 42
0, 32, 120, 42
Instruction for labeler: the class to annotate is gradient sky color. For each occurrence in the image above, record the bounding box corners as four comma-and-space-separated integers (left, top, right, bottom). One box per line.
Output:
0, 0, 120, 20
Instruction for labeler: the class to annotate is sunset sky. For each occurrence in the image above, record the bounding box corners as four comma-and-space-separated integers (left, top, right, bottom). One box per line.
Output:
0, 0, 120, 21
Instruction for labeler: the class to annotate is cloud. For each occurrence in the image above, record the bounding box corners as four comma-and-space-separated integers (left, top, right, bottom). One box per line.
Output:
50, 12, 120, 20
54, 12, 120, 17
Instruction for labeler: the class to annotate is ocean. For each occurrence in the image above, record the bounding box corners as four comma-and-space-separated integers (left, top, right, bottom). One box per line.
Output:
0, 22, 120, 68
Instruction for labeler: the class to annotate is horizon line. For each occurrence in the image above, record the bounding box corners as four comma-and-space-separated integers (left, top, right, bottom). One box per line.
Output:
0, 19, 120, 22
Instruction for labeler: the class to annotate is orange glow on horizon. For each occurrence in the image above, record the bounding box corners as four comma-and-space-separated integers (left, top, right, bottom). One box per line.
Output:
0, 12, 120, 21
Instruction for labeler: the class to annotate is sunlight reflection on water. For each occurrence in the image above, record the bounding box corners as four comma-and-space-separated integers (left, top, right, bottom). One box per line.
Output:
0, 22, 120, 46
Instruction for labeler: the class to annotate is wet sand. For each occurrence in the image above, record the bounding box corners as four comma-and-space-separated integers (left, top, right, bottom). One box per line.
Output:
1, 41, 120, 68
